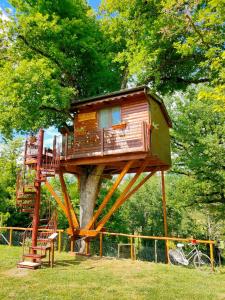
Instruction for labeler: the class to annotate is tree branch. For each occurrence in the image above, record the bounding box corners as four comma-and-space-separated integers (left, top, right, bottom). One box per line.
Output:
39, 105, 74, 121
145, 75, 209, 85
185, 13, 210, 50
18, 35, 62, 70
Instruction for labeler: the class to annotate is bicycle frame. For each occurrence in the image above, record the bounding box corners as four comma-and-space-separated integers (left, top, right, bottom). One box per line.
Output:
177, 245, 199, 265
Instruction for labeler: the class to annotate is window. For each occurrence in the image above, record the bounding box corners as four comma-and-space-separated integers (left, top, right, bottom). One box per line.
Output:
99, 106, 121, 129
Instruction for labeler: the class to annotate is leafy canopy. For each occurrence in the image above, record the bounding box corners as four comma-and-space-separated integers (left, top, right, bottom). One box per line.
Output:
0, 0, 121, 137
100, 0, 225, 109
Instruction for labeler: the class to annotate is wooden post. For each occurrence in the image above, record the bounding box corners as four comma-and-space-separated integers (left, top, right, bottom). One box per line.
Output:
58, 231, 62, 253
65, 133, 68, 159
101, 128, 104, 156
210, 242, 214, 271
51, 240, 54, 268
85, 239, 90, 256
99, 233, 103, 258
130, 237, 134, 260
161, 171, 169, 264
70, 237, 74, 252
53, 135, 56, 158
32, 129, 44, 250
9, 228, 13, 246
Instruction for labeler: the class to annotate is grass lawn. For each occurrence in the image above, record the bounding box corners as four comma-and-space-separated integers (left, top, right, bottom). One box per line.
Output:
1, 245, 225, 300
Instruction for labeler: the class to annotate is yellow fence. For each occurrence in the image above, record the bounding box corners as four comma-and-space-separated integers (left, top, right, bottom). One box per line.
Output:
0, 226, 64, 253
0, 227, 215, 271
100, 231, 215, 271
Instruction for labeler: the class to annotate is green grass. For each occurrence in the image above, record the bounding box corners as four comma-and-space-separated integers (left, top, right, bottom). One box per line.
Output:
1, 245, 225, 300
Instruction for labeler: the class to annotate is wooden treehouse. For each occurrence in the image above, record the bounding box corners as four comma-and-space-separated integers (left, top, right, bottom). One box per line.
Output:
16, 86, 172, 267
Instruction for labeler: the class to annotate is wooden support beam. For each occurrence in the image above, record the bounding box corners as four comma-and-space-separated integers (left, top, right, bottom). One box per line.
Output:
85, 160, 134, 230
118, 169, 157, 208
59, 172, 78, 234
45, 180, 79, 230
161, 171, 169, 264
45, 181, 68, 216
96, 160, 150, 232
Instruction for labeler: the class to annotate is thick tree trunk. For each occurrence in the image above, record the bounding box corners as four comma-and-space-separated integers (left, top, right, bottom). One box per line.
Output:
78, 165, 104, 253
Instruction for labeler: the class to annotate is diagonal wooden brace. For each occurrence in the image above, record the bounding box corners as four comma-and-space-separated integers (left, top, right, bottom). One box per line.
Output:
96, 159, 150, 232
44, 181, 68, 217
59, 172, 79, 233
85, 160, 134, 230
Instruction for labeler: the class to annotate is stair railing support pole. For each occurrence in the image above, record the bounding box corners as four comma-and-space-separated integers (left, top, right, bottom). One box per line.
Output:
32, 129, 44, 249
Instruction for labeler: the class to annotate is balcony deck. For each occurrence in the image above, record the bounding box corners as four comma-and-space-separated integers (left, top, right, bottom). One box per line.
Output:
61, 121, 150, 160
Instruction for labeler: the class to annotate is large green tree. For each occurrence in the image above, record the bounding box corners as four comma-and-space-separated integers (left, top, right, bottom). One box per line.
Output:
168, 88, 225, 206
0, 0, 121, 137
100, 0, 225, 109
0, 138, 26, 226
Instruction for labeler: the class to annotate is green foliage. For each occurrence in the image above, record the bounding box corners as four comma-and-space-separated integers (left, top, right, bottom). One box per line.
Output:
0, 0, 121, 137
117, 175, 214, 239
100, 0, 225, 109
168, 88, 225, 207
0, 138, 26, 226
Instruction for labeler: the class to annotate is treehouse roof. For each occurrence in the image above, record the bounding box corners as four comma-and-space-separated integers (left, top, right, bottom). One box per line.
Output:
71, 86, 172, 128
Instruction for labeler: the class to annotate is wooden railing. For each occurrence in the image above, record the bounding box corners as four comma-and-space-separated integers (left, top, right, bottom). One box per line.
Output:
99, 231, 215, 271
0, 226, 64, 253
0, 227, 215, 270
60, 121, 150, 159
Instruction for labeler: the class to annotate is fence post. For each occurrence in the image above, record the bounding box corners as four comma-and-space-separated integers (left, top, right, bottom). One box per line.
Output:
209, 242, 214, 271
99, 233, 103, 257
70, 237, 74, 252
58, 231, 62, 253
130, 237, 135, 260
9, 228, 13, 246
154, 240, 158, 263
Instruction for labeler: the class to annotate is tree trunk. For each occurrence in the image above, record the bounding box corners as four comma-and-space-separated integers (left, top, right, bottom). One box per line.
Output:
78, 165, 104, 253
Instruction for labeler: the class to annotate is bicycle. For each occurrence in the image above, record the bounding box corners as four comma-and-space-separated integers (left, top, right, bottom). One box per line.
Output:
169, 240, 211, 269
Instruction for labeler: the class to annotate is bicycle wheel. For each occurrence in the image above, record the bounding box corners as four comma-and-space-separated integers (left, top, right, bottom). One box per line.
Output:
193, 253, 211, 270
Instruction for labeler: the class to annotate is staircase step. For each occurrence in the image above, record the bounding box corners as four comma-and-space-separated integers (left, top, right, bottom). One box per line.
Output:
23, 191, 36, 195
37, 238, 49, 243
17, 203, 34, 207
17, 196, 35, 199
21, 209, 34, 213
30, 246, 51, 251
17, 261, 41, 270
23, 253, 46, 259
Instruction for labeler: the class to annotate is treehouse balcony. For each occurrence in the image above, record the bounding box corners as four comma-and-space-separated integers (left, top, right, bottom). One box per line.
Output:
60, 120, 150, 159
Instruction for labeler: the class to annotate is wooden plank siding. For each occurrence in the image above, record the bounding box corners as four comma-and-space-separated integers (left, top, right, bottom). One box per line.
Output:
66, 97, 151, 158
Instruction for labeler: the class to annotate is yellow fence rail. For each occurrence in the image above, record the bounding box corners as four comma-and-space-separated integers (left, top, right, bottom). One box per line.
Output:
0, 226, 64, 253
101, 231, 215, 271
0, 227, 215, 271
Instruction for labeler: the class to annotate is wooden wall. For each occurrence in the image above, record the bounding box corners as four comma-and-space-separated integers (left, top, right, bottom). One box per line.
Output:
121, 98, 149, 124
149, 97, 171, 166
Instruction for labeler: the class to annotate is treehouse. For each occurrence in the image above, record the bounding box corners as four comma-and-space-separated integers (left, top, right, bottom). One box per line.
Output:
16, 86, 172, 268
59, 85, 172, 175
